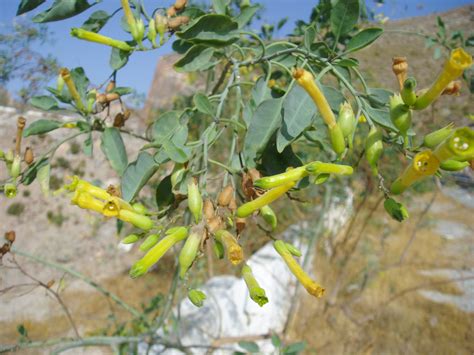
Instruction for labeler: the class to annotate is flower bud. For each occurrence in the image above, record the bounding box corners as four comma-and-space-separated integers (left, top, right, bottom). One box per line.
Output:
254, 167, 307, 189
4, 183, 17, 199
313, 173, 330, 185
242, 265, 268, 307
118, 209, 154, 230
87, 89, 97, 113
155, 14, 168, 45
147, 18, 157, 48
178, 232, 204, 278
57, 74, 65, 93
217, 185, 234, 207
338, 102, 356, 139
188, 289, 206, 307
384, 198, 409, 222
329, 124, 346, 156
24, 147, 34, 165
305, 162, 353, 176
10, 155, 21, 179
237, 181, 295, 218
207, 216, 222, 234
130, 227, 188, 278
5, 149, 13, 163
71, 28, 133, 51
132, 202, 148, 215
121, 234, 140, 244
187, 179, 203, 223
423, 123, 454, 149
285, 242, 302, 257
439, 159, 469, 171
365, 126, 383, 176
260, 205, 277, 230
140, 234, 160, 251
106, 80, 116, 93
389, 94, 412, 137
401, 77, 417, 106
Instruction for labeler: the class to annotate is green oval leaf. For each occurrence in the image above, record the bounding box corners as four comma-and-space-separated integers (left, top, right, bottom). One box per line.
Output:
346, 27, 383, 53
121, 152, 159, 202
23, 119, 62, 137
100, 127, 128, 176
174, 45, 216, 72
81, 10, 110, 33
17, 0, 46, 15
193, 93, 215, 117
330, 0, 359, 39
30, 96, 59, 111
176, 14, 239, 47
32, 0, 94, 23
238, 341, 259, 353
110, 48, 130, 70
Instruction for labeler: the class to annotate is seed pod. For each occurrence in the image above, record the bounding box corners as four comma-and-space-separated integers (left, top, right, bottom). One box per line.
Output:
96, 93, 107, 104
218, 185, 234, 207
423, 123, 454, 149
113, 113, 126, 127
401, 77, 417, 106
105, 93, 120, 103
260, 205, 277, 230
389, 94, 412, 137
188, 289, 206, 307
46, 280, 55, 288
365, 126, 383, 176
338, 102, 356, 139
168, 16, 189, 31
228, 197, 237, 212
178, 232, 204, 278
140, 234, 160, 251
24, 147, 34, 165
187, 179, 203, 223
203, 199, 215, 220
10, 155, 21, 179
328, 124, 346, 156
106, 80, 116, 93
5, 231, 15, 243
236, 217, 247, 234
0, 243, 10, 255
174, 0, 187, 11
207, 216, 222, 234
121, 234, 140, 244
167, 6, 177, 17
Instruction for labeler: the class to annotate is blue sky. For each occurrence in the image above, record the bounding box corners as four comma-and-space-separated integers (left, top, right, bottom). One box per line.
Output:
0, 0, 472, 101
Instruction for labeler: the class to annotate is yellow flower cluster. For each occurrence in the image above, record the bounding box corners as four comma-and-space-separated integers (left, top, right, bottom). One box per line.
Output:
64, 176, 154, 230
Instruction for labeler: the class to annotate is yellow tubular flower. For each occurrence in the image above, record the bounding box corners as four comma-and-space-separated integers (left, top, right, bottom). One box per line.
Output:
242, 264, 269, 307
118, 209, 154, 231
64, 176, 111, 200
293, 68, 336, 128
214, 230, 244, 265
121, 0, 136, 29
274, 240, 325, 298
414, 48, 472, 110
254, 167, 308, 189
60, 68, 84, 111
390, 150, 440, 195
433, 127, 474, 162
130, 227, 188, 278
305, 162, 353, 175
70, 28, 133, 52
103, 196, 135, 217
71, 190, 105, 214
236, 181, 296, 218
